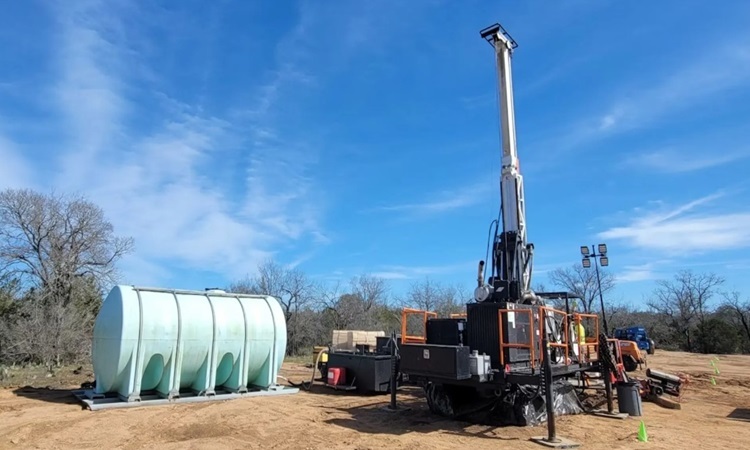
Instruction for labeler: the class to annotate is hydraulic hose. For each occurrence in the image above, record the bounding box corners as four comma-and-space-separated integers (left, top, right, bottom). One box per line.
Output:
282, 346, 329, 391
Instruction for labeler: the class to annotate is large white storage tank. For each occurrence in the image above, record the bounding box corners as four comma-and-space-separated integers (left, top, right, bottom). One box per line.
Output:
90, 285, 289, 403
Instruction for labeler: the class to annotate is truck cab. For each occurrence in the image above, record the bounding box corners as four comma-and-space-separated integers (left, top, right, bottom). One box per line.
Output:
614, 326, 655, 355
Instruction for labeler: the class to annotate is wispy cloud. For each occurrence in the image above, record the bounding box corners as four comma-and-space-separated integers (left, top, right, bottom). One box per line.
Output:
598, 191, 750, 255
371, 262, 474, 280
615, 261, 667, 283
52, 0, 131, 185
26, 1, 330, 284
622, 147, 750, 173
367, 182, 492, 217
550, 38, 750, 153
598, 46, 750, 132
0, 135, 31, 189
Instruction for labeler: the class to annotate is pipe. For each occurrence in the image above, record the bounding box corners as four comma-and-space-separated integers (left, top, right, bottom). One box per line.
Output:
389, 331, 398, 410
541, 338, 559, 443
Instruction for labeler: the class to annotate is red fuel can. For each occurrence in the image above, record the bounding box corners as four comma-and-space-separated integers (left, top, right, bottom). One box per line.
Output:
327, 367, 346, 385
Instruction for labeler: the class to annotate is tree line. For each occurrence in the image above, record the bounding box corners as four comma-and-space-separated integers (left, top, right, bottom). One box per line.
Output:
1, 187, 749, 370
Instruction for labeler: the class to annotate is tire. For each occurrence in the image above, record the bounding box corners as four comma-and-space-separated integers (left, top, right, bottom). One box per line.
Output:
647, 339, 655, 355
425, 383, 456, 418
623, 355, 638, 372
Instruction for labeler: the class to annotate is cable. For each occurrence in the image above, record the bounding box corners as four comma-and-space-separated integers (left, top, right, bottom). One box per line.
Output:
484, 219, 498, 283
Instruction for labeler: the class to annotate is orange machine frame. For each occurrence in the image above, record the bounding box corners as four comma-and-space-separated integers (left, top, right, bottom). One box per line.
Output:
573, 313, 600, 362
496, 308, 537, 369
539, 306, 570, 364
400, 307, 600, 372
401, 308, 438, 344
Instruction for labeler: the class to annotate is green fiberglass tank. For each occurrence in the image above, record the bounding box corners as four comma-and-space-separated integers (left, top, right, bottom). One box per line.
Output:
91, 285, 287, 402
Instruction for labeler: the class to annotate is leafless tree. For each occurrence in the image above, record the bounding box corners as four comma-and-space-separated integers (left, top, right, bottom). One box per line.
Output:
400, 277, 468, 317
547, 264, 616, 314
646, 270, 724, 352
395, 277, 469, 338
0, 189, 133, 301
0, 189, 132, 366
228, 259, 318, 355
318, 274, 389, 331
721, 290, 750, 345
350, 274, 388, 312
229, 259, 317, 319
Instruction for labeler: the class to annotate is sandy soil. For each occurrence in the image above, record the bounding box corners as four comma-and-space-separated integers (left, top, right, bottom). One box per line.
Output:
1, 350, 748, 450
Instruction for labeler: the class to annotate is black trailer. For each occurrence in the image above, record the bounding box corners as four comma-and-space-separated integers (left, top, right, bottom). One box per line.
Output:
322, 335, 403, 393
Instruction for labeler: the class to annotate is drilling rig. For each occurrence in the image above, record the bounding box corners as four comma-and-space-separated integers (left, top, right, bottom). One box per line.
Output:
397, 23, 608, 426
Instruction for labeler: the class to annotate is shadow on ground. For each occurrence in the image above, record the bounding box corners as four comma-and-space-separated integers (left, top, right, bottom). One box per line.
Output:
323, 384, 604, 441
728, 408, 750, 422
324, 399, 527, 441
12, 386, 86, 408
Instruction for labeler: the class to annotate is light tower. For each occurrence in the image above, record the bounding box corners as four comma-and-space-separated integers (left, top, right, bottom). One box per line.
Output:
580, 243, 610, 336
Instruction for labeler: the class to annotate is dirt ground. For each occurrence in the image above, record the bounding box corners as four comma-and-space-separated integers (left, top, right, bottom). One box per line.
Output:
1, 350, 748, 449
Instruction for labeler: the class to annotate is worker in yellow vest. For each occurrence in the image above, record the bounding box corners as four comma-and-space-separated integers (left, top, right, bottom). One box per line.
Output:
573, 321, 586, 362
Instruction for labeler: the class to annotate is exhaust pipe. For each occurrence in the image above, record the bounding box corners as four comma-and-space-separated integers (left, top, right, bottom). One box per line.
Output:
477, 260, 485, 287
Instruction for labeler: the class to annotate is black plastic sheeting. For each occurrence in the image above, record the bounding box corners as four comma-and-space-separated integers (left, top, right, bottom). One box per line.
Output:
434, 380, 585, 427
517, 381, 584, 426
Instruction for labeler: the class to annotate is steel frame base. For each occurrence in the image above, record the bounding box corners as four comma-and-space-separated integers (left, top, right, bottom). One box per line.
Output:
530, 436, 581, 448
72, 385, 299, 411
591, 409, 629, 419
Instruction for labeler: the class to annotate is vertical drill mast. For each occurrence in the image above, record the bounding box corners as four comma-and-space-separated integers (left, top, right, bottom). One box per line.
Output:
476, 23, 535, 303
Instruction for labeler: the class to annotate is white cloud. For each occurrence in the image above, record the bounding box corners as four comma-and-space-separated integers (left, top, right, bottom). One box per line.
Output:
598, 191, 750, 255
596, 45, 750, 134
615, 262, 664, 283
548, 38, 750, 154
22, 1, 329, 285
0, 135, 31, 189
53, 1, 131, 185
371, 262, 474, 280
623, 147, 750, 173
367, 182, 492, 217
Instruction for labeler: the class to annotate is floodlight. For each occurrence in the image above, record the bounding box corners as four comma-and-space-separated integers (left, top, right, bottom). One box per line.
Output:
580, 245, 590, 256
600, 256, 609, 267
582, 257, 591, 268
598, 243, 607, 255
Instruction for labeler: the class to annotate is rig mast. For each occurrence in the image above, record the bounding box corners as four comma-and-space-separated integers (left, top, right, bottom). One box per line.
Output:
475, 24, 536, 304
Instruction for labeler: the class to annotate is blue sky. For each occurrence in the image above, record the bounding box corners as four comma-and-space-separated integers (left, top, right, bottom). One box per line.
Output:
1, 0, 750, 308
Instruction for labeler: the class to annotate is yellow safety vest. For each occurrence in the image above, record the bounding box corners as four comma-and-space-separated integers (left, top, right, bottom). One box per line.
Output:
574, 323, 586, 343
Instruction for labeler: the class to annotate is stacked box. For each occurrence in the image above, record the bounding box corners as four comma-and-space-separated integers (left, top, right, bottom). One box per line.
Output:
331, 330, 385, 351
332, 330, 354, 351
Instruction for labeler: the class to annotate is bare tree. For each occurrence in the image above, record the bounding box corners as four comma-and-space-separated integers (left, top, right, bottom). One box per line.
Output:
646, 270, 724, 352
547, 264, 615, 314
229, 259, 317, 319
319, 274, 389, 331
401, 277, 467, 317
228, 259, 318, 355
0, 189, 132, 366
0, 189, 133, 301
721, 290, 750, 345
350, 274, 388, 312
